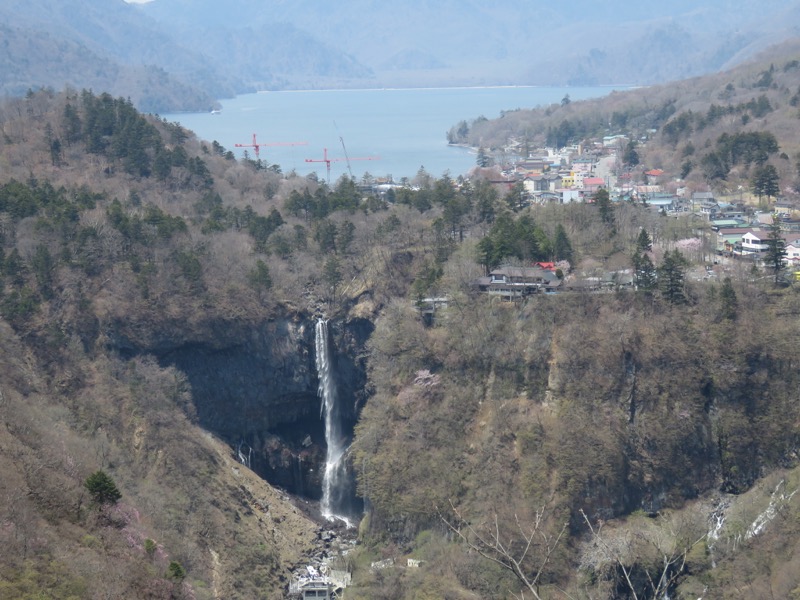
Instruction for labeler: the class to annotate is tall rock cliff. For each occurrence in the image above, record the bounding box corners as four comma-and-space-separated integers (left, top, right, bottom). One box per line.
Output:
104, 311, 374, 500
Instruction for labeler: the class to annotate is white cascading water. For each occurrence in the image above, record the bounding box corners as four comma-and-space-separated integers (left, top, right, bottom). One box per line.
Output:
315, 319, 352, 526
236, 441, 252, 469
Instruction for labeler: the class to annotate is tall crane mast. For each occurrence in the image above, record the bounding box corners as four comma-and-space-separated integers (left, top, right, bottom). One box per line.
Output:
235, 133, 307, 161
305, 147, 380, 183
339, 136, 354, 179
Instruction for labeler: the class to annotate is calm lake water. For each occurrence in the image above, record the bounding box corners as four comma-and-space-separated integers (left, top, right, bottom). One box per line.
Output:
162, 86, 622, 181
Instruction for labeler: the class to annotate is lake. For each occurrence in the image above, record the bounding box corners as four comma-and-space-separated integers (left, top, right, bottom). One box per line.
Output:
162, 86, 623, 182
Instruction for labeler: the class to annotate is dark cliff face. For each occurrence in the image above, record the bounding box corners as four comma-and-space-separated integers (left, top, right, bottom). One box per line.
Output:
160, 318, 320, 436
328, 317, 374, 422
105, 312, 374, 499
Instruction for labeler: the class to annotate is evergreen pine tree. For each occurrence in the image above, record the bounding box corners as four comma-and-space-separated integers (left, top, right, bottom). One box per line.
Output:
594, 188, 615, 230
764, 215, 787, 284
62, 102, 83, 146
247, 260, 272, 290
323, 256, 343, 307
31, 245, 55, 300
476, 236, 499, 273
635, 228, 652, 253
475, 181, 497, 225
505, 182, 526, 212
553, 224, 574, 264
658, 250, 687, 304
751, 164, 780, 202
623, 140, 640, 167
167, 561, 186, 580
719, 276, 738, 320
476, 147, 491, 168
632, 250, 657, 291
514, 214, 541, 261
84, 470, 122, 505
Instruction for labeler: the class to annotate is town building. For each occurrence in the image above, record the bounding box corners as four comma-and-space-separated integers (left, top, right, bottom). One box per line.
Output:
475, 266, 561, 299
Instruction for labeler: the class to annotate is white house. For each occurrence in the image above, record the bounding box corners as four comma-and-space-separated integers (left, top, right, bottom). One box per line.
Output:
560, 189, 581, 203
786, 242, 800, 264
741, 230, 769, 256
783, 233, 800, 270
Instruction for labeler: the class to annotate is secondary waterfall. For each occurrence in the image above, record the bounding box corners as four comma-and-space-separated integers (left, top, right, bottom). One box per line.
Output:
315, 319, 355, 526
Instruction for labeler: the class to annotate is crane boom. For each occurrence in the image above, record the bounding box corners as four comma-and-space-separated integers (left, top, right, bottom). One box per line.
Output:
339, 136, 353, 179
305, 147, 380, 183
234, 133, 307, 160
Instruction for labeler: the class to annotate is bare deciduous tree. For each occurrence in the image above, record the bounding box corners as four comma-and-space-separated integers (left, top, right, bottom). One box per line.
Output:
440, 500, 569, 600
579, 508, 707, 600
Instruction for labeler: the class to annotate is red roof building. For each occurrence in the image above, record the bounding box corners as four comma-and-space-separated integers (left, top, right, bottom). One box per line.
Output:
582, 177, 605, 193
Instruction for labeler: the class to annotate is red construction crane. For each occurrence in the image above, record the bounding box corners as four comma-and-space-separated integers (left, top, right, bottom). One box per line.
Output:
305, 147, 380, 182
234, 133, 307, 161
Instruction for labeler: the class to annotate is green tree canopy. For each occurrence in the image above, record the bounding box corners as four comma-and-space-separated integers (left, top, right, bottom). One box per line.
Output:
635, 228, 652, 253
623, 140, 640, 167
84, 470, 122, 505
553, 224, 574, 264
632, 250, 657, 292
764, 216, 787, 284
593, 188, 615, 229
167, 561, 186, 580
751, 163, 780, 202
658, 250, 687, 304
476, 146, 491, 168
718, 276, 738, 320
247, 259, 272, 290
323, 255, 343, 301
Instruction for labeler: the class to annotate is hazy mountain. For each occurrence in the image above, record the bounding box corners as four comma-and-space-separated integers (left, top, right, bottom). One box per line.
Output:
0, 0, 242, 111
139, 0, 800, 88
3, 0, 800, 110
158, 21, 374, 92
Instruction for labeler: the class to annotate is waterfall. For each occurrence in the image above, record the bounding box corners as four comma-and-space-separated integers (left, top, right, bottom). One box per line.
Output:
706, 499, 729, 568
315, 319, 355, 526
237, 441, 252, 469
745, 479, 797, 540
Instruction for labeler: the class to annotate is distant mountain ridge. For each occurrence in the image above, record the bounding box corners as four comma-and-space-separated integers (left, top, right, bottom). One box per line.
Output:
2, 0, 800, 111
0, 0, 242, 111
139, 0, 800, 86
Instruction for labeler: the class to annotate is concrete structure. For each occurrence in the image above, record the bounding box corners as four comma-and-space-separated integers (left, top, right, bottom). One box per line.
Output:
299, 581, 333, 599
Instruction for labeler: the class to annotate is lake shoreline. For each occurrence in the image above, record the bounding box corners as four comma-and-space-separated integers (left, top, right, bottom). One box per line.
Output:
163, 86, 626, 180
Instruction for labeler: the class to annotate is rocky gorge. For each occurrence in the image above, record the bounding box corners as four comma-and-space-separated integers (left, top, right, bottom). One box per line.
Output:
103, 309, 375, 505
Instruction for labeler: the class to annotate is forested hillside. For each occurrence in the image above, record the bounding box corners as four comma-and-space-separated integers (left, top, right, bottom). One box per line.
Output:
0, 0, 242, 112
1, 80, 800, 599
